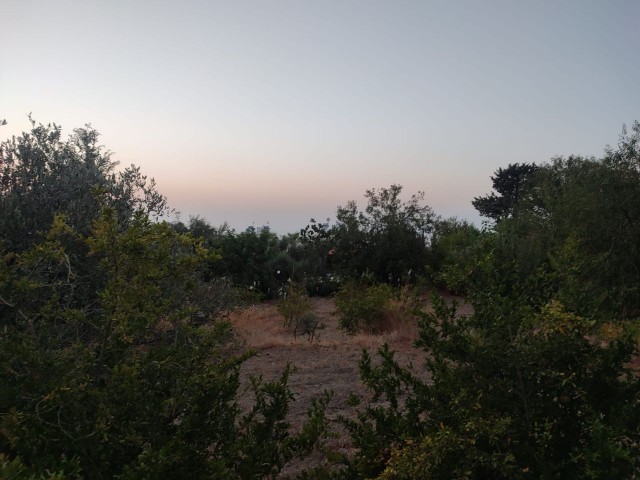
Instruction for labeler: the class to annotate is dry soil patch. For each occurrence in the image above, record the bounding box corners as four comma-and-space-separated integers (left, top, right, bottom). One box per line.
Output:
229, 295, 472, 477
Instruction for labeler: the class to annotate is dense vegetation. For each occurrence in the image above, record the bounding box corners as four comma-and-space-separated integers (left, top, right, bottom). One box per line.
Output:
0, 120, 330, 479
326, 123, 640, 478
2, 118, 639, 478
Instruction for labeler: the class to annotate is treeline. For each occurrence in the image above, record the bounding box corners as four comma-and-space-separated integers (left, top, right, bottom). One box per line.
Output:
1, 118, 639, 478
167, 184, 438, 299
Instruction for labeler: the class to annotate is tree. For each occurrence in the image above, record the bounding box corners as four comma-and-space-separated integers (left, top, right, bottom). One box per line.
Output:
326, 126, 640, 479
0, 117, 169, 251
428, 217, 483, 294
472, 163, 538, 222
295, 218, 339, 295
537, 149, 640, 319
486, 124, 640, 321
331, 185, 435, 284
469, 124, 640, 321
206, 227, 284, 297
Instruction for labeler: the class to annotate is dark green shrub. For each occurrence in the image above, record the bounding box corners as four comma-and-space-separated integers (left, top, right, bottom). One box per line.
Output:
0, 121, 330, 478
0, 213, 331, 479
334, 282, 395, 334
304, 275, 342, 297
335, 291, 640, 479
428, 217, 483, 294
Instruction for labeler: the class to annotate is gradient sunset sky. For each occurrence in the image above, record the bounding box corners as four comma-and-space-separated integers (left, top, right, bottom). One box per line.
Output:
2, 0, 638, 233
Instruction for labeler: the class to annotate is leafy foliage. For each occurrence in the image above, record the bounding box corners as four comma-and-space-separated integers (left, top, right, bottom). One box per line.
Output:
0, 121, 330, 478
0, 211, 330, 478
334, 291, 640, 479
204, 227, 284, 297
472, 163, 538, 222
326, 124, 640, 479
334, 282, 396, 334
0, 118, 169, 252
5, 114, 640, 478
278, 282, 324, 341
170, 186, 437, 298
471, 123, 640, 321
331, 185, 434, 284
428, 217, 483, 294
296, 219, 340, 296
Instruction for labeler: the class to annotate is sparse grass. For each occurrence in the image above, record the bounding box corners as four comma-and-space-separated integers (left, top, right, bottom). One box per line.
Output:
228, 303, 290, 348
229, 296, 423, 351
229, 293, 471, 352
228, 295, 469, 478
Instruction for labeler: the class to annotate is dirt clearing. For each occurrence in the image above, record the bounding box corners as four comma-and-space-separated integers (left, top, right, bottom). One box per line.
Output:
229, 296, 472, 477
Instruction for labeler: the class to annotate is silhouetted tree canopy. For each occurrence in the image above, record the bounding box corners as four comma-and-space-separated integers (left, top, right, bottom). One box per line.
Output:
472, 162, 539, 221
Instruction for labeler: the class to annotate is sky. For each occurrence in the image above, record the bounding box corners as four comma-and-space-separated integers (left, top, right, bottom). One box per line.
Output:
2, 0, 639, 234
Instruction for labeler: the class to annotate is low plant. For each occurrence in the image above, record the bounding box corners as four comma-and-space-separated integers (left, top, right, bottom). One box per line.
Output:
296, 311, 325, 342
278, 282, 324, 341
278, 282, 312, 328
334, 282, 395, 334
382, 286, 422, 331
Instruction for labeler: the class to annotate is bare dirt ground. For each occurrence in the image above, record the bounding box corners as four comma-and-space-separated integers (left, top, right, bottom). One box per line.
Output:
229, 296, 473, 477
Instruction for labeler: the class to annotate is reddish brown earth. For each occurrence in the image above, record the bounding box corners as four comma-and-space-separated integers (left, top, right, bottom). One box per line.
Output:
228, 296, 473, 477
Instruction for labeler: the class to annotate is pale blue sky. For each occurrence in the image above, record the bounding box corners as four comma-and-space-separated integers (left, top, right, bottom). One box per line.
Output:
2, 0, 638, 233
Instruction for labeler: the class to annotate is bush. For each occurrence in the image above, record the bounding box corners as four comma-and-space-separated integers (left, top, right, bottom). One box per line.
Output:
334, 290, 640, 479
0, 212, 332, 478
304, 274, 342, 297
277, 282, 325, 341
428, 217, 484, 294
382, 286, 422, 328
0, 120, 331, 478
278, 282, 312, 329
334, 282, 396, 334
298, 311, 325, 342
